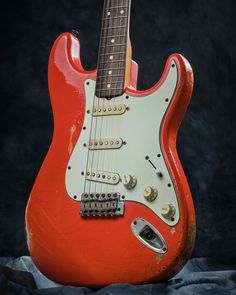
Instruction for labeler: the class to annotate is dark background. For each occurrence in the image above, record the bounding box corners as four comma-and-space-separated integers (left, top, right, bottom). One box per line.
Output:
0, 0, 235, 262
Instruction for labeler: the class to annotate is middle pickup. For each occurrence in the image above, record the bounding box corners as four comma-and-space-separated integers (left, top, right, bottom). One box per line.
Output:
88, 138, 123, 150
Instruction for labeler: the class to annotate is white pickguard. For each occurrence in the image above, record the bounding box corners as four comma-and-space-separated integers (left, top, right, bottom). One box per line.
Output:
65, 60, 179, 226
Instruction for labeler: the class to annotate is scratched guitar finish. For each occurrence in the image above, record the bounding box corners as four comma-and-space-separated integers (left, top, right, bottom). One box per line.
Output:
25, 0, 196, 287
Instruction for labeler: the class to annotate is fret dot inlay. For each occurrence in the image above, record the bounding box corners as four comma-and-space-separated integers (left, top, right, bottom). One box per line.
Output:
110, 56, 114, 60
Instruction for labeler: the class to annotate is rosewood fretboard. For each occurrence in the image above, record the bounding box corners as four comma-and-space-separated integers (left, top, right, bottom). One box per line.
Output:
95, 0, 131, 99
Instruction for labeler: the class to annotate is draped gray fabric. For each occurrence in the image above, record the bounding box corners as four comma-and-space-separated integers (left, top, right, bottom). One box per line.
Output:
0, 257, 236, 294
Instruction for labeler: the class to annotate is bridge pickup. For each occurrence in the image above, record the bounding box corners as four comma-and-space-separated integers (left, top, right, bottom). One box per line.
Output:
91, 104, 126, 116
88, 138, 123, 150
80, 192, 124, 217
86, 171, 120, 185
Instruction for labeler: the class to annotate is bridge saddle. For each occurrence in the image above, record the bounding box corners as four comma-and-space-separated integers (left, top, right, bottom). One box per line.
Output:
80, 192, 124, 217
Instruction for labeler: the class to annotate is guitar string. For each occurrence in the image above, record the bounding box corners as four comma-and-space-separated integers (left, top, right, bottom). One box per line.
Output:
84, 0, 108, 198
88, 0, 114, 199
105, 0, 118, 198
106, 0, 128, 198
109, 0, 119, 199
94, 0, 112, 198
84, 0, 129, 207
89, 0, 111, 198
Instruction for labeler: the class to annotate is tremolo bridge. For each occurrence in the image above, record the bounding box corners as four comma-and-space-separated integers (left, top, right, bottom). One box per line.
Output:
80, 193, 124, 217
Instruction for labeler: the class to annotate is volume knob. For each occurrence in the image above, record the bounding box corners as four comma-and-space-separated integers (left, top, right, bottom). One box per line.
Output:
143, 186, 158, 202
122, 174, 137, 189
161, 203, 176, 219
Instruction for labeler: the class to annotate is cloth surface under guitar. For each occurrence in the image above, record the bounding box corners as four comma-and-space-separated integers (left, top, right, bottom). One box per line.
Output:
0, 257, 235, 294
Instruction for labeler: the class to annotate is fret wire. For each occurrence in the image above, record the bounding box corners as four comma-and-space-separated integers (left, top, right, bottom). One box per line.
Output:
103, 25, 126, 29
100, 43, 127, 48
97, 74, 125, 78
99, 59, 126, 64
99, 51, 126, 56
98, 67, 125, 71
104, 6, 129, 10
96, 87, 123, 91
101, 34, 127, 39
96, 80, 124, 85
104, 15, 128, 20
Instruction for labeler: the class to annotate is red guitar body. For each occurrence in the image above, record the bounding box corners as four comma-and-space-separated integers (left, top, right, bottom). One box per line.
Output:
25, 33, 196, 287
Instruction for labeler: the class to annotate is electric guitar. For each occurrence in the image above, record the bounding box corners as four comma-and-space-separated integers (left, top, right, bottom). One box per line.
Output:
25, 0, 196, 287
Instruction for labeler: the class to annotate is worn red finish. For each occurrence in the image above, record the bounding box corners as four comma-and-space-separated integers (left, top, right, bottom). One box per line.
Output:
25, 33, 196, 287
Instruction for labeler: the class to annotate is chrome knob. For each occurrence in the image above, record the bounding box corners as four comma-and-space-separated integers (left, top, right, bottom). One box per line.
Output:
143, 186, 158, 202
161, 203, 176, 219
122, 174, 137, 189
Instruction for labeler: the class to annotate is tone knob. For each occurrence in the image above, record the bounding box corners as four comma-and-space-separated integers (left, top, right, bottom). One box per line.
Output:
122, 174, 137, 189
143, 186, 158, 202
161, 203, 176, 219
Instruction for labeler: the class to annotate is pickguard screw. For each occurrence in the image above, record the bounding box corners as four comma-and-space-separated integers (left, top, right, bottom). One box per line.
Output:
165, 98, 169, 102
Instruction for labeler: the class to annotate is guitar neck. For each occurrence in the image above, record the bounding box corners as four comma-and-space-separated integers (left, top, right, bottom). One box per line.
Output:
95, 0, 131, 99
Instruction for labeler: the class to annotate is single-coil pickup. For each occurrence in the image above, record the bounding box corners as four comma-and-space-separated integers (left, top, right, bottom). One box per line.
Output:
88, 138, 123, 150
91, 104, 126, 116
86, 171, 120, 185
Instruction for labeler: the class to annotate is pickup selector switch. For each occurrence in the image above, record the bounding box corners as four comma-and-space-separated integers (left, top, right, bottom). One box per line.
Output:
143, 186, 158, 202
122, 174, 137, 189
161, 203, 176, 219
